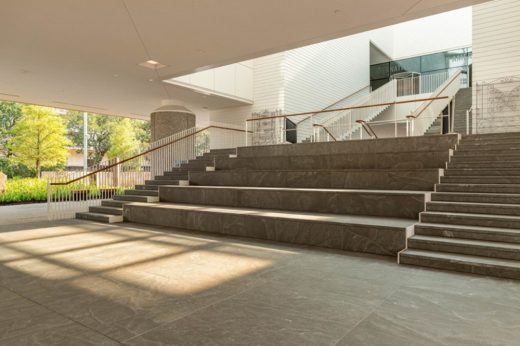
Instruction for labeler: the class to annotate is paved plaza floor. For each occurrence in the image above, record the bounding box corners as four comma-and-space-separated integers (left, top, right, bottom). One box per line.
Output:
0, 219, 519, 345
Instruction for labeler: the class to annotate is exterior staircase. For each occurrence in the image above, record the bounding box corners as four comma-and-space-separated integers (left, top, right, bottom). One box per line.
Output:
76, 148, 236, 223
400, 132, 520, 280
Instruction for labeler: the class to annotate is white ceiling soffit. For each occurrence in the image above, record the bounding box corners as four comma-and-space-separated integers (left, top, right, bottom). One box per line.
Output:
0, 0, 488, 119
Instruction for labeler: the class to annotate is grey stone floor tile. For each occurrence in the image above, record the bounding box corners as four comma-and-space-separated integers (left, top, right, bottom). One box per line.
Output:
339, 286, 520, 346
2, 220, 520, 345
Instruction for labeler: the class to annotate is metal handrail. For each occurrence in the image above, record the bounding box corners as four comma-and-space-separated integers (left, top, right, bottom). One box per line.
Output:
356, 120, 378, 139
407, 70, 462, 120
246, 96, 450, 123
51, 125, 250, 186
295, 85, 371, 125
312, 124, 337, 141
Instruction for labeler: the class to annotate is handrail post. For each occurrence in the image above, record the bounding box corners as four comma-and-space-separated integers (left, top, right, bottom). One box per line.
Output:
245, 120, 249, 146
46, 180, 51, 221
466, 108, 470, 135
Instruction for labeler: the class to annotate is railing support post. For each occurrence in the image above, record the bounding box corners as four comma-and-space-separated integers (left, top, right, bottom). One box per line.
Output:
112, 157, 120, 187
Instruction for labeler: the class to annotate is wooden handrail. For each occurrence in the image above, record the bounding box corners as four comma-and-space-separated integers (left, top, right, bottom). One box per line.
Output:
356, 120, 378, 139
312, 124, 337, 141
246, 96, 449, 122
51, 125, 249, 186
407, 71, 462, 120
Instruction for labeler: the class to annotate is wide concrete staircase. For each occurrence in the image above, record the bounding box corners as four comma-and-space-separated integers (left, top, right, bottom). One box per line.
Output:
425, 88, 472, 135
400, 132, 520, 280
120, 135, 457, 257
76, 148, 236, 223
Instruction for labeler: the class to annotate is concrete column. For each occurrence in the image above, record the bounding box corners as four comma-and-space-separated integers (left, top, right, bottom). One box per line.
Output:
150, 101, 196, 142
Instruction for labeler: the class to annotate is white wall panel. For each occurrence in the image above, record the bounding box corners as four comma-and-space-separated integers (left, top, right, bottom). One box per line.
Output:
283, 33, 371, 114
473, 0, 520, 83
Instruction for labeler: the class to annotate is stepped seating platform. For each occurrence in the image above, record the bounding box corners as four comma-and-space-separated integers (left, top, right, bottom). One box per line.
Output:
124, 202, 415, 256
106, 135, 457, 256
400, 132, 520, 280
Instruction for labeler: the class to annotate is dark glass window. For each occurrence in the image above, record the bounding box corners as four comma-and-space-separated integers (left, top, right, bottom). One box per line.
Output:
391, 57, 421, 74
421, 52, 448, 73
370, 63, 390, 80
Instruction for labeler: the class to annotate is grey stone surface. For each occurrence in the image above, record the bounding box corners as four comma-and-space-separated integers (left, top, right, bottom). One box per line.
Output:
409, 235, 520, 261
400, 250, 520, 280
124, 202, 414, 256
420, 211, 520, 229
426, 201, 520, 216
237, 133, 459, 158
209, 151, 451, 171
432, 192, 520, 204
159, 186, 428, 219
401, 133, 520, 280
190, 169, 441, 191
415, 223, 520, 244
2, 220, 520, 345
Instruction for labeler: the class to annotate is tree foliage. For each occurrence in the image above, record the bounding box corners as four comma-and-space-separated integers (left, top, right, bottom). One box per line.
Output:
9, 106, 71, 177
64, 111, 118, 166
0, 101, 23, 156
107, 118, 141, 159
65, 112, 150, 165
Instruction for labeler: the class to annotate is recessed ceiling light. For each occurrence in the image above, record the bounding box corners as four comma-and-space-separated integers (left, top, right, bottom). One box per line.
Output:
148, 78, 154, 82
139, 60, 166, 69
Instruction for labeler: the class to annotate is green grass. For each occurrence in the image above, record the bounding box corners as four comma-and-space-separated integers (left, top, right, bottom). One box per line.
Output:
0, 178, 47, 204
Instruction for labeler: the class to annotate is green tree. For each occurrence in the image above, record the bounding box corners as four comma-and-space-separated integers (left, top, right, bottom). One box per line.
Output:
0, 101, 23, 157
107, 118, 141, 159
64, 111, 118, 165
133, 120, 151, 150
9, 105, 71, 177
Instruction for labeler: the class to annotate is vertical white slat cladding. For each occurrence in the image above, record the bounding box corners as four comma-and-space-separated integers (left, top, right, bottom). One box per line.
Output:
473, 0, 520, 83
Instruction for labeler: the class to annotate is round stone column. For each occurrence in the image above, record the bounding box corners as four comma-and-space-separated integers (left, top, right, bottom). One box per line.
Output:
150, 102, 196, 141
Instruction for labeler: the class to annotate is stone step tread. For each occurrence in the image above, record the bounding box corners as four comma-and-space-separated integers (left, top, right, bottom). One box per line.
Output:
192, 168, 441, 173
76, 212, 124, 223
438, 183, 520, 188
417, 222, 520, 236
113, 195, 160, 202
431, 193, 520, 204
442, 175, 520, 178
421, 211, 520, 221
125, 189, 159, 196
145, 180, 180, 185
89, 205, 123, 215
410, 235, 520, 252
135, 185, 159, 190
165, 185, 429, 195
454, 151, 520, 156
428, 201, 520, 208
101, 200, 127, 207
128, 202, 416, 228
446, 168, 520, 173
433, 192, 520, 198
400, 249, 520, 269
